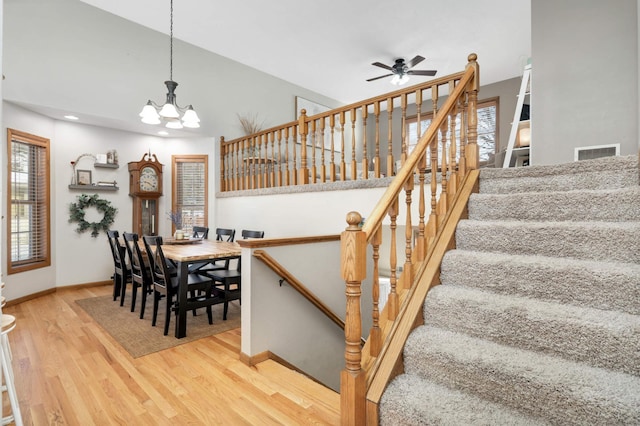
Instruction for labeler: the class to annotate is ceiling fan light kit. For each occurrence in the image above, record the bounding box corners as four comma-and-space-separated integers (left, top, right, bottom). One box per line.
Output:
367, 55, 437, 85
139, 0, 200, 130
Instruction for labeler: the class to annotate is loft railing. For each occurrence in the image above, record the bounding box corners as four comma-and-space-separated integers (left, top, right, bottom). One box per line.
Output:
220, 58, 474, 192
339, 54, 480, 425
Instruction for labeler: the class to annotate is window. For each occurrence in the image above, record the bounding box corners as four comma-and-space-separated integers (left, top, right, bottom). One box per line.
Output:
7, 129, 51, 274
172, 155, 208, 235
406, 98, 498, 165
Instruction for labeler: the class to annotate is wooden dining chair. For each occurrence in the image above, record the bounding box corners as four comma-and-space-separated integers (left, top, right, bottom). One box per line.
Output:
192, 226, 209, 239
190, 227, 236, 274
146, 236, 221, 336
123, 232, 153, 319
206, 230, 263, 320
107, 230, 130, 305
241, 229, 265, 239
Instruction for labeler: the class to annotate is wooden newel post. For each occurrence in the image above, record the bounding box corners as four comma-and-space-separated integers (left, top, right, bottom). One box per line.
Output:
298, 109, 310, 184
465, 53, 480, 170
340, 211, 367, 426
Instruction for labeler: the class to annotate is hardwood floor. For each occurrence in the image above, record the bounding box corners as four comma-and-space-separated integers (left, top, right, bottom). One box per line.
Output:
3, 285, 340, 425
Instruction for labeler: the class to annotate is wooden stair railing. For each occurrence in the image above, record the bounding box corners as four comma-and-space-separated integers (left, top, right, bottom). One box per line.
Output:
340, 54, 480, 425
220, 62, 477, 192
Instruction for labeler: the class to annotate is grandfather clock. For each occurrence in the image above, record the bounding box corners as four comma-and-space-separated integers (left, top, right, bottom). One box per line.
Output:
128, 152, 163, 236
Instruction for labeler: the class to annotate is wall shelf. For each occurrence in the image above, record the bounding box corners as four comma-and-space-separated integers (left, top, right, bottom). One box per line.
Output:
68, 184, 118, 191
94, 162, 119, 169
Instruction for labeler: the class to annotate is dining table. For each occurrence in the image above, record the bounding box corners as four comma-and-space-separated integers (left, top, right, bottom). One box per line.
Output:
159, 239, 241, 338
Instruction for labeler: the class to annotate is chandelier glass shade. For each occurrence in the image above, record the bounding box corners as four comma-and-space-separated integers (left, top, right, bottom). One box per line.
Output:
139, 0, 200, 129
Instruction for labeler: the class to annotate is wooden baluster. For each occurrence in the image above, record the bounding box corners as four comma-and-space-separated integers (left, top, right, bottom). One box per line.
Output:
387, 97, 394, 176
416, 89, 427, 261
465, 53, 480, 170
361, 106, 369, 180
310, 119, 317, 184
252, 136, 260, 189
340, 211, 366, 426
298, 109, 309, 184
330, 114, 336, 181
387, 197, 399, 320
426, 86, 440, 248
243, 138, 250, 190
340, 111, 346, 181
401, 93, 408, 163
458, 93, 468, 180
234, 140, 241, 191
283, 127, 290, 186
370, 225, 382, 357
448, 80, 459, 203
350, 108, 357, 181
438, 118, 449, 224
320, 117, 326, 183
374, 101, 381, 178
276, 129, 283, 187
292, 126, 298, 185
264, 132, 276, 187
403, 173, 413, 288
219, 137, 226, 191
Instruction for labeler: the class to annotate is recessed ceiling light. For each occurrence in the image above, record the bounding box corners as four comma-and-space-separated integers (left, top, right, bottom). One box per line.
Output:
64, 115, 79, 120
157, 131, 169, 136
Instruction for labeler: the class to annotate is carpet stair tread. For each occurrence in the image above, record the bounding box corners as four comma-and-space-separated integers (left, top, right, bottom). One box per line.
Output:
424, 285, 640, 375
380, 374, 546, 426
404, 326, 640, 426
479, 155, 638, 194
456, 219, 640, 263
440, 249, 640, 315
468, 186, 640, 222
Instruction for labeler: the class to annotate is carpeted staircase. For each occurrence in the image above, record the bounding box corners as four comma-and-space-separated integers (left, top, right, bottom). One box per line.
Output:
380, 155, 640, 425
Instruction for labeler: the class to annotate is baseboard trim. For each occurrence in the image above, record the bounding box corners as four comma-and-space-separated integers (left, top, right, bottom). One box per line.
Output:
239, 350, 328, 389
5, 281, 111, 307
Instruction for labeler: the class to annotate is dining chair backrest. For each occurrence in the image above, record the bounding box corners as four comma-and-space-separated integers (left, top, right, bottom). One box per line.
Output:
107, 230, 127, 272
215, 228, 236, 242
192, 226, 209, 239
142, 235, 161, 278
241, 229, 265, 239
150, 237, 175, 295
123, 232, 148, 283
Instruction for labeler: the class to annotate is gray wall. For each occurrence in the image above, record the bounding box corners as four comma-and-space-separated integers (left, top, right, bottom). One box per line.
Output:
532, 0, 638, 165
3, 0, 339, 140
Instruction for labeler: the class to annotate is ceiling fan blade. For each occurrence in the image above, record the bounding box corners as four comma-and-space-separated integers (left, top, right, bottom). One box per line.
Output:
407, 55, 425, 68
371, 61, 393, 71
366, 73, 393, 82
407, 70, 437, 76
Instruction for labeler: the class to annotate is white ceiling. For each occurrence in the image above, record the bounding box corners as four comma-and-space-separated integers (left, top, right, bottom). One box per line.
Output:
79, 0, 531, 105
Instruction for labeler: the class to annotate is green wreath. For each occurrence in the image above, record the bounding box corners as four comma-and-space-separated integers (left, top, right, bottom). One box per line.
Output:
69, 194, 117, 238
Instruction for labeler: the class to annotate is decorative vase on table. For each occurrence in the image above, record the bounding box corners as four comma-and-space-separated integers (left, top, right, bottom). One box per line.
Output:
174, 230, 185, 240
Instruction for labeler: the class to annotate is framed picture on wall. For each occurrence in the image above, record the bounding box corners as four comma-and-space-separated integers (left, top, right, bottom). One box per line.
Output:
77, 169, 92, 185
294, 96, 337, 151
294, 96, 329, 119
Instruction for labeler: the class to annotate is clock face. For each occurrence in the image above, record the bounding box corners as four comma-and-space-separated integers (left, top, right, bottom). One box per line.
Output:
139, 166, 159, 192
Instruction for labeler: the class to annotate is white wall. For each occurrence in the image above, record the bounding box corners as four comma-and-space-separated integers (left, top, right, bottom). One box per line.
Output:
2, 102, 216, 300
532, 0, 639, 164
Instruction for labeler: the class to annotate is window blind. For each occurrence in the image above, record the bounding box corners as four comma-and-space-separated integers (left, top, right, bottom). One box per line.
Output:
8, 129, 50, 273
174, 158, 207, 234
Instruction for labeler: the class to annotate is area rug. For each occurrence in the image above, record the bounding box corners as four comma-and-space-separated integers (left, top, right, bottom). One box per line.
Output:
76, 295, 241, 358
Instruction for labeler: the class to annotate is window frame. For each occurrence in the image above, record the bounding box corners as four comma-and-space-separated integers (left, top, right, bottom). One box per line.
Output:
405, 97, 499, 166
7, 128, 51, 274
171, 154, 208, 236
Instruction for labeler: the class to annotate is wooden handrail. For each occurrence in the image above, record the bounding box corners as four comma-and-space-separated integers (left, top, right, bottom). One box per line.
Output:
254, 249, 366, 344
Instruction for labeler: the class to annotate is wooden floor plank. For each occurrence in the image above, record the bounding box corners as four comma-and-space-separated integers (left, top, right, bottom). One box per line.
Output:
3, 285, 340, 425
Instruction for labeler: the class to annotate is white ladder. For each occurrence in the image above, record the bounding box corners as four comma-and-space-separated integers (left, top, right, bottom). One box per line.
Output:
502, 64, 531, 168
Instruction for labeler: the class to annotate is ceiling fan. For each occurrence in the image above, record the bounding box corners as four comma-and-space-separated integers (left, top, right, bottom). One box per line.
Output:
366, 55, 437, 85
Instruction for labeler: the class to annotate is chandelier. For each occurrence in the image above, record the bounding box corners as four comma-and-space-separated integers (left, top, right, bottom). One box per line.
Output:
139, 0, 200, 129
